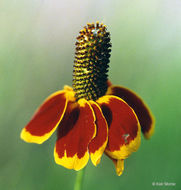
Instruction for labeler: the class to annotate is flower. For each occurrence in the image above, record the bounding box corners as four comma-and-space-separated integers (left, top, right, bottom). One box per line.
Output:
20, 22, 154, 176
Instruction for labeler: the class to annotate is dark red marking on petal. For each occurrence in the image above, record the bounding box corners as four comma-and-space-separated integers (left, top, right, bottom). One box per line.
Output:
100, 104, 112, 127
107, 86, 154, 138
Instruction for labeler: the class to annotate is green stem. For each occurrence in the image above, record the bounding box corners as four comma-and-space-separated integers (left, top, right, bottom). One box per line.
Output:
74, 169, 85, 190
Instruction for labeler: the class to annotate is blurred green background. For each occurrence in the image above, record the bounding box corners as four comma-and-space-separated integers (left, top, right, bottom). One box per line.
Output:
0, 0, 181, 189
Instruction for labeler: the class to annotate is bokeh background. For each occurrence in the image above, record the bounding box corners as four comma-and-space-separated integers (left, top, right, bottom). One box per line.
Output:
1, 0, 181, 189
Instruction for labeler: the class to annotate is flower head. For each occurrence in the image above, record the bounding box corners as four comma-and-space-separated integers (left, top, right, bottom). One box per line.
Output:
20, 22, 154, 176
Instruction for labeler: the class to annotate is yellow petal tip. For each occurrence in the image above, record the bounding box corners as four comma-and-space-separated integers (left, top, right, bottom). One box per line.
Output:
20, 128, 46, 144
54, 148, 89, 171
116, 160, 124, 176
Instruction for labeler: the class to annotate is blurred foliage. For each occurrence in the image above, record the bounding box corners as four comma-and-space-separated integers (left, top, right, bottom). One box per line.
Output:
0, 0, 181, 189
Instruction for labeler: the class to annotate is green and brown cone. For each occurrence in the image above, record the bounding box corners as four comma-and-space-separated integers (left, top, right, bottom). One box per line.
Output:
73, 22, 112, 101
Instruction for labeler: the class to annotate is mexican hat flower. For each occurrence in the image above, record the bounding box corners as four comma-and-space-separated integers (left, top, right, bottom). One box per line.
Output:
20, 22, 154, 176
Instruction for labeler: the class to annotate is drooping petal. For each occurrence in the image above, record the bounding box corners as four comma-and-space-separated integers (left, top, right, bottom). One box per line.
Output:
21, 90, 74, 144
105, 153, 124, 176
114, 159, 124, 176
111, 159, 124, 176
54, 99, 96, 171
107, 86, 154, 139
97, 95, 141, 160
105, 152, 125, 176
88, 101, 108, 166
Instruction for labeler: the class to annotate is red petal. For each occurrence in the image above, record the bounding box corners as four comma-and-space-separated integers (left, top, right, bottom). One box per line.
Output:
97, 95, 141, 160
107, 86, 154, 139
54, 99, 96, 171
88, 101, 108, 166
20, 90, 72, 144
